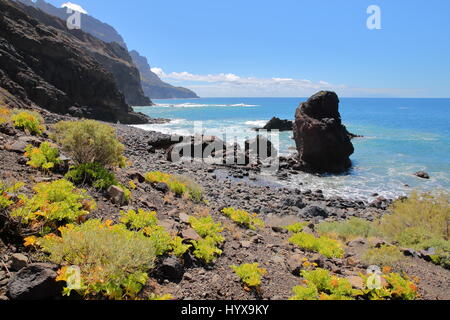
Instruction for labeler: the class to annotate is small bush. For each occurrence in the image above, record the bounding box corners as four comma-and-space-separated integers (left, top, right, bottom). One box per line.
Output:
289, 232, 344, 258
170, 236, 192, 257
189, 215, 224, 244
378, 191, 449, 253
0, 180, 24, 210
65, 163, 118, 190
290, 268, 355, 300
11, 179, 95, 233
362, 245, 405, 266
221, 207, 265, 230
120, 209, 159, 231
144, 171, 203, 202
316, 217, 376, 242
231, 263, 267, 288
191, 237, 223, 264
36, 220, 156, 299
0, 106, 11, 124
284, 222, 307, 233
11, 110, 45, 135
52, 120, 126, 168
360, 271, 419, 300
24, 142, 61, 172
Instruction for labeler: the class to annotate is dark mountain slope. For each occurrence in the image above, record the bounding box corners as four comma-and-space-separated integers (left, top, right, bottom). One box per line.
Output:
130, 50, 199, 99
15, 0, 152, 106
0, 0, 149, 123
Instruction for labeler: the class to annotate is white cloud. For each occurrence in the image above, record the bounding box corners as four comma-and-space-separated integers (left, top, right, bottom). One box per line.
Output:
151, 67, 418, 97
61, 2, 88, 15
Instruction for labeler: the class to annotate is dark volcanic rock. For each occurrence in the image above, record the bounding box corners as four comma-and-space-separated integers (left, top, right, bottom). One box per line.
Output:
293, 91, 355, 173
158, 256, 184, 281
0, 0, 149, 124
303, 206, 329, 219
261, 117, 293, 131
415, 171, 430, 179
6, 263, 62, 300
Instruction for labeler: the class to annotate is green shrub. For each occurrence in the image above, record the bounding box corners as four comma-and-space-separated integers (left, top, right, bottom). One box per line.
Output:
189, 215, 224, 244
120, 209, 158, 231
36, 220, 156, 299
378, 191, 449, 251
289, 232, 344, 258
359, 271, 419, 300
170, 236, 192, 257
0, 180, 24, 210
362, 245, 405, 266
0, 106, 11, 124
24, 142, 61, 171
290, 268, 355, 300
191, 237, 223, 264
284, 222, 307, 233
144, 171, 203, 202
316, 217, 376, 242
231, 263, 267, 288
65, 163, 118, 190
52, 120, 126, 167
11, 179, 95, 233
221, 207, 265, 230
11, 110, 45, 135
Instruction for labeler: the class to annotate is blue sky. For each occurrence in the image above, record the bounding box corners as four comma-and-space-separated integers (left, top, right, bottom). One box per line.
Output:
51, 0, 450, 97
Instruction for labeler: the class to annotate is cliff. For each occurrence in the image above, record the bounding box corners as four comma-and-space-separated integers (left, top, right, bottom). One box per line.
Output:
0, 0, 149, 123
15, 0, 152, 107
130, 50, 199, 99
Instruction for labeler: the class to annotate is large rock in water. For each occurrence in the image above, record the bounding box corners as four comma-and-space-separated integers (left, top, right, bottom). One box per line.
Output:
293, 91, 354, 173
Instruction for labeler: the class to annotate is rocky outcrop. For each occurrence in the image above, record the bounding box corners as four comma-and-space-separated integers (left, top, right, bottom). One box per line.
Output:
0, 0, 149, 124
15, 0, 152, 107
293, 91, 354, 173
260, 117, 293, 131
17, 0, 128, 48
130, 50, 199, 99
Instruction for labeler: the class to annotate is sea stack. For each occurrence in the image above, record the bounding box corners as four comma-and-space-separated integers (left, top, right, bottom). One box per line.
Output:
293, 91, 354, 173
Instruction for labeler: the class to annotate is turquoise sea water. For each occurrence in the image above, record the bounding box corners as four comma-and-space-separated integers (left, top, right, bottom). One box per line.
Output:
133, 98, 450, 201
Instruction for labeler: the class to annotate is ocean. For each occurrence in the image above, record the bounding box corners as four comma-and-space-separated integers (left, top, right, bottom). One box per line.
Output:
133, 98, 450, 202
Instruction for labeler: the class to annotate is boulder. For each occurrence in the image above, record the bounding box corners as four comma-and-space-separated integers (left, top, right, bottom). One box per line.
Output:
148, 132, 182, 150
293, 91, 355, 173
303, 206, 329, 219
6, 263, 62, 300
261, 117, 293, 131
415, 171, 430, 179
107, 185, 127, 205
159, 256, 184, 281
10, 253, 28, 271
5, 141, 28, 153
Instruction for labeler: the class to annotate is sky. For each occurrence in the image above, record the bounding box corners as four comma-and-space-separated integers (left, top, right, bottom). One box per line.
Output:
49, 0, 450, 97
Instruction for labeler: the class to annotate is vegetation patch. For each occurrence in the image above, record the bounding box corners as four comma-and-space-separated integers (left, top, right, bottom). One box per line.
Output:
52, 120, 126, 168
289, 232, 344, 258
34, 220, 156, 300
231, 263, 267, 288
0, 180, 24, 210
362, 245, 405, 266
191, 237, 223, 264
284, 222, 308, 233
221, 207, 265, 230
25, 142, 61, 172
0, 106, 11, 124
290, 268, 418, 300
11, 179, 95, 234
11, 110, 45, 135
145, 171, 203, 202
65, 163, 118, 190
316, 217, 375, 242
189, 215, 224, 244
